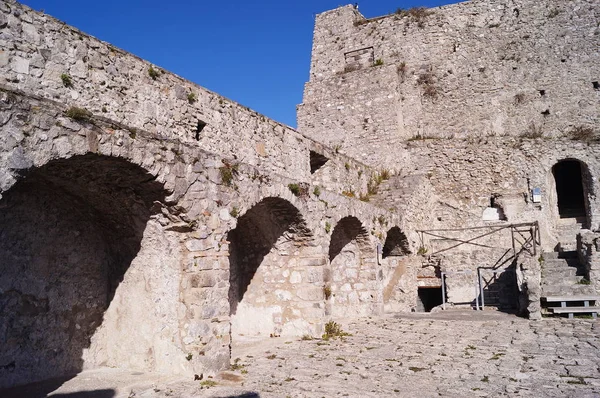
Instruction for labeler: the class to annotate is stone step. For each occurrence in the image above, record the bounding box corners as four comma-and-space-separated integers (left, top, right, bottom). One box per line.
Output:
541, 267, 578, 278
542, 251, 578, 260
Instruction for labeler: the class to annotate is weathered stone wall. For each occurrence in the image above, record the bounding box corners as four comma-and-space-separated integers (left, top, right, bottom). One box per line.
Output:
299, 0, 600, 166
0, 88, 404, 388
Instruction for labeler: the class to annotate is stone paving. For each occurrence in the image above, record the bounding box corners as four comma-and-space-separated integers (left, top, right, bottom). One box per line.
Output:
6, 310, 600, 397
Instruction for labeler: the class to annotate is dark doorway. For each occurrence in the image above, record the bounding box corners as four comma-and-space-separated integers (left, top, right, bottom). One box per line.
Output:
417, 287, 443, 312
552, 160, 586, 218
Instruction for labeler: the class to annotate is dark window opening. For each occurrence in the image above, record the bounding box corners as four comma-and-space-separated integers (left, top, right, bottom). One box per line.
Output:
195, 120, 207, 141
310, 151, 329, 174
553, 160, 586, 218
490, 195, 507, 221
593, 81, 599, 90
417, 287, 443, 312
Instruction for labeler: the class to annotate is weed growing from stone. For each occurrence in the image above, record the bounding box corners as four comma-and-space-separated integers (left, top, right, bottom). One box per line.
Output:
65, 106, 92, 122
313, 186, 321, 196
322, 321, 350, 340
230, 207, 239, 218
200, 380, 217, 388
325, 221, 331, 233
186, 353, 193, 361
60, 73, 73, 88
577, 278, 591, 285
373, 58, 384, 66
569, 126, 597, 142
187, 92, 197, 104
219, 161, 239, 187
148, 66, 160, 80
417, 246, 428, 256
481, 375, 489, 382
408, 366, 427, 372
323, 285, 332, 300
342, 190, 356, 198
395, 7, 434, 28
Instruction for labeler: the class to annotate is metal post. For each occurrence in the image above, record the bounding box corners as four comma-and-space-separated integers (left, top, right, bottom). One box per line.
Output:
478, 268, 485, 310
441, 272, 446, 310
474, 278, 480, 311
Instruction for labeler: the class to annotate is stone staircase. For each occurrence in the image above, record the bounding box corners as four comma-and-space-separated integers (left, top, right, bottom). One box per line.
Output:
541, 239, 600, 317
554, 218, 585, 251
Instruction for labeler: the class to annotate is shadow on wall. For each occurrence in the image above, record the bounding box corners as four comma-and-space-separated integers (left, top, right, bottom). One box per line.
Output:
0, 154, 168, 389
227, 197, 312, 316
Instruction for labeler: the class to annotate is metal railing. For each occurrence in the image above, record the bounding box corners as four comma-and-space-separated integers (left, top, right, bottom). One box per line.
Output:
418, 222, 540, 310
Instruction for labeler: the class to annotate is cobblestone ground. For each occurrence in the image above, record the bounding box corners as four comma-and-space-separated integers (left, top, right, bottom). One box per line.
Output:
9, 310, 600, 397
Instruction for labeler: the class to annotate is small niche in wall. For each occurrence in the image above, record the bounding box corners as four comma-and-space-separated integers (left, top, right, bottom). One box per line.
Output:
541, 109, 550, 116
309, 151, 329, 174
195, 120, 207, 141
482, 195, 507, 221
538, 90, 546, 97
593, 81, 599, 90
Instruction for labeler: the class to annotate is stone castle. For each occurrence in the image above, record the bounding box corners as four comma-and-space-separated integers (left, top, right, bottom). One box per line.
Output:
0, 0, 599, 389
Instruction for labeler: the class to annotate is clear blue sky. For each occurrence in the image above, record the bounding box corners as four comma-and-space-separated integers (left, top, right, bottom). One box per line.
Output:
21, 0, 457, 127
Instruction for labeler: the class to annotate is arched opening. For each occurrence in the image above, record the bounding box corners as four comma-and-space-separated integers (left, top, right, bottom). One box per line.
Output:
0, 154, 173, 390
228, 197, 313, 338
327, 216, 378, 318
382, 227, 411, 258
552, 160, 588, 220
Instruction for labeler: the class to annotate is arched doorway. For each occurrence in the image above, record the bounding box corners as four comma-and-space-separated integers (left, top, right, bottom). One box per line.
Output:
228, 197, 314, 338
327, 216, 379, 318
0, 154, 179, 389
552, 160, 588, 221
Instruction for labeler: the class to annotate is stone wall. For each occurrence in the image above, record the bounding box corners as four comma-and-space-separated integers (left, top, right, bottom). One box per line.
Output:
0, 87, 404, 388
299, 0, 600, 167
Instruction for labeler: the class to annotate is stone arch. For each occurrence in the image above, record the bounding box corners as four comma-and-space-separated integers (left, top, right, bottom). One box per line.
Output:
551, 158, 593, 228
326, 216, 379, 318
382, 226, 411, 258
228, 197, 317, 338
0, 153, 185, 388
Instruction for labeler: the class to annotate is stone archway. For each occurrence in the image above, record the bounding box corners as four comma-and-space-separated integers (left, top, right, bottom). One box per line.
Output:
327, 216, 379, 318
228, 197, 315, 338
0, 153, 184, 388
552, 159, 592, 226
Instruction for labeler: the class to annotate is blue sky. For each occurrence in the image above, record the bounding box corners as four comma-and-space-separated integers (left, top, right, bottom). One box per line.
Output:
21, 0, 457, 127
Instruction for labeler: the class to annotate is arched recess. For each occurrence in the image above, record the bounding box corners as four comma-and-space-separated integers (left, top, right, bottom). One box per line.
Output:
327, 216, 379, 318
228, 197, 316, 338
382, 227, 411, 258
0, 153, 184, 389
551, 159, 593, 227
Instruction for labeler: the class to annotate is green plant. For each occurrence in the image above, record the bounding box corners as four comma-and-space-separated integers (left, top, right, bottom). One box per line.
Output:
148, 66, 160, 80
200, 380, 217, 387
187, 92, 197, 104
219, 161, 239, 187
60, 73, 73, 88
345, 162, 351, 171
230, 207, 239, 218
186, 353, 193, 361
417, 246, 428, 256
481, 376, 489, 382
313, 186, 321, 196
65, 106, 92, 122
301, 334, 313, 341
342, 190, 356, 198
323, 285, 332, 300
578, 278, 591, 285
396, 7, 434, 28
288, 183, 301, 196
359, 192, 370, 202
322, 321, 350, 340
266, 354, 277, 359
373, 58, 384, 66
325, 221, 331, 233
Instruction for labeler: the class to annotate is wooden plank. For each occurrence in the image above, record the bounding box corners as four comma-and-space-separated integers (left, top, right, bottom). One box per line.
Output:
551, 306, 600, 314
543, 296, 600, 302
